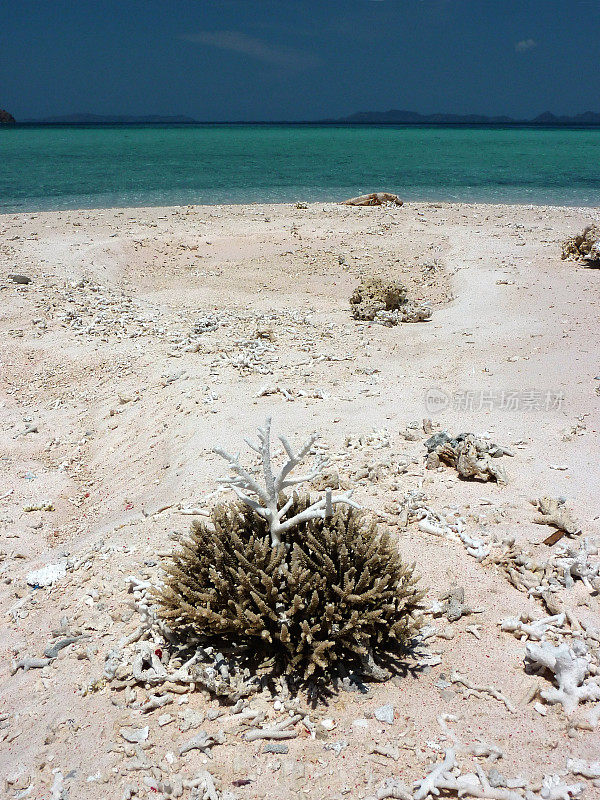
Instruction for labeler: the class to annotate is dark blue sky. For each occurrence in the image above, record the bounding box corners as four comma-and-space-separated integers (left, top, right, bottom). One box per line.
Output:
1, 0, 599, 121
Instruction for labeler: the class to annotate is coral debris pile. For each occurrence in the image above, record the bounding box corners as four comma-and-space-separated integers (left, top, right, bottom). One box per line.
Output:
562, 224, 600, 266
350, 276, 432, 324
424, 431, 512, 484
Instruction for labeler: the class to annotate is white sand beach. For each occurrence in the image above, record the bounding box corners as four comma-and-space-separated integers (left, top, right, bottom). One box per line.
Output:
1, 201, 600, 799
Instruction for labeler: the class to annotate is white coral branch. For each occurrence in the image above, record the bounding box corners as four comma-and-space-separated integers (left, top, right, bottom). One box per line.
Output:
414, 748, 457, 800
555, 539, 600, 590
216, 417, 359, 547
567, 758, 600, 779
525, 640, 600, 715
414, 751, 523, 800
501, 613, 567, 641
450, 670, 516, 713
526, 774, 583, 800
376, 729, 522, 800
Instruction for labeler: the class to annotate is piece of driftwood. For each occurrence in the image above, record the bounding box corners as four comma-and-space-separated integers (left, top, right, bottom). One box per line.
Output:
342, 192, 403, 206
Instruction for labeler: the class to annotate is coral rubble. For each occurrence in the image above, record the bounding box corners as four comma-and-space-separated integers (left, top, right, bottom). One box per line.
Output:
562, 225, 600, 266
424, 432, 512, 484
349, 277, 432, 324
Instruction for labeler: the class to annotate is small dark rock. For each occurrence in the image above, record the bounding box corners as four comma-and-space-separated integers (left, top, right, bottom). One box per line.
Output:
424, 431, 452, 452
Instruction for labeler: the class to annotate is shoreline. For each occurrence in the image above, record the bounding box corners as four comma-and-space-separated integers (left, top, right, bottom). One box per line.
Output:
7, 121, 600, 128
3, 198, 600, 216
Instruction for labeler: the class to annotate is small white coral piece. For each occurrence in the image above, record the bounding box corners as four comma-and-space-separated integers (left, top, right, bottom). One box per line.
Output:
364, 779, 413, 800
413, 748, 457, 800
555, 539, 600, 590
501, 613, 567, 641
567, 758, 600, 779
457, 529, 491, 561
530, 774, 583, 800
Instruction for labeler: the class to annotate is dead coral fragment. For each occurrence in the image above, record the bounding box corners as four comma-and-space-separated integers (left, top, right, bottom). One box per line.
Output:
562, 224, 600, 266
373, 302, 432, 325
350, 277, 407, 320
342, 192, 403, 206
158, 498, 423, 684
531, 497, 581, 539
425, 432, 511, 484
350, 277, 431, 324
525, 640, 600, 715
433, 585, 484, 622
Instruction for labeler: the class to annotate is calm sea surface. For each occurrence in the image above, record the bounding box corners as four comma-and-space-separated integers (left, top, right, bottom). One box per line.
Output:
1, 124, 599, 212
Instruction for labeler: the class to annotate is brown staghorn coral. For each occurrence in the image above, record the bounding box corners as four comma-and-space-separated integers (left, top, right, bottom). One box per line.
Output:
157, 496, 423, 685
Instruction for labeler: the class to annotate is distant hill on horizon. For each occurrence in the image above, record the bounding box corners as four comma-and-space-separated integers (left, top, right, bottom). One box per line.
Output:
22, 113, 199, 124
0, 108, 16, 124
329, 109, 600, 125
12, 110, 600, 126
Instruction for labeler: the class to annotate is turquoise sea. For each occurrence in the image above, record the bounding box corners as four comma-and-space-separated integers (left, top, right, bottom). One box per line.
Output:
1, 124, 599, 212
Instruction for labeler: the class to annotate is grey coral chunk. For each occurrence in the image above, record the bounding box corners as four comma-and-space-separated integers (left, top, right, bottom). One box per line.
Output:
424, 432, 453, 452
44, 636, 85, 659
263, 742, 289, 754
425, 432, 510, 484
178, 730, 225, 756
437, 585, 483, 622
10, 657, 52, 674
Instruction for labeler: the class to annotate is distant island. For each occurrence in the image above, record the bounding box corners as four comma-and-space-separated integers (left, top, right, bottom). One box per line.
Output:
328, 109, 600, 126
9, 109, 600, 126
23, 113, 199, 124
